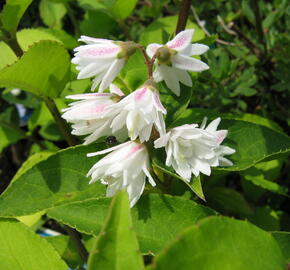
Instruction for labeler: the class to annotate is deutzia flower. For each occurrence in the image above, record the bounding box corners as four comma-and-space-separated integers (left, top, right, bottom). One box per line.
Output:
72, 36, 137, 92
146, 29, 209, 95
154, 117, 235, 180
108, 81, 167, 142
87, 141, 156, 207
62, 84, 124, 145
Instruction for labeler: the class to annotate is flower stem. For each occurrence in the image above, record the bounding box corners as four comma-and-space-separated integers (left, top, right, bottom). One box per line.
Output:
175, 0, 192, 34
137, 45, 157, 79
44, 97, 78, 146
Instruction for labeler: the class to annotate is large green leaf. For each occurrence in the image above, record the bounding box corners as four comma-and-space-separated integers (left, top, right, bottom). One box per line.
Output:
0, 218, 67, 270
47, 194, 215, 254
272, 232, 290, 263
149, 216, 286, 270
87, 191, 144, 270
0, 41, 71, 98
0, 144, 106, 217
0, 0, 33, 34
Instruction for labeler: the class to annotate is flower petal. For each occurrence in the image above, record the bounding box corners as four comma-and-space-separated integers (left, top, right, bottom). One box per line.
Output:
158, 64, 180, 95
146, 43, 162, 58
109, 84, 124, 96
172, 54, 209, 72
98, 59, 125, 92
189, 44, 209, 56
167, 29, 194, 51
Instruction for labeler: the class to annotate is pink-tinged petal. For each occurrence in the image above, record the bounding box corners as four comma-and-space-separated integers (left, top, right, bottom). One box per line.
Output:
78, 35, 113, 44
109, 84, 124, 96
153, 91, 166, 113
174, 68, 192, 87
77, 45, 120, 58
215, 130, 228, 144
66, 93, 112, 100
126, 144, 144, 158
98, 59, 125, 92
146, 43, 162, 58
158, 64, 180, 96
205, 117, 221, 132
87, 141, 131, 157
189, 44, 209, 56
172, 54, 209, 72
134, 87, 148, 102
167, 29, 194, 51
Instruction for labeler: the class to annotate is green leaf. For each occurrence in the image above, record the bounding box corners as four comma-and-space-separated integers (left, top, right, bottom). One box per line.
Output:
0, 106, 24, 152
206, 187, 253, 216
47, 194, 215, 254
152, 156, 205, 200
159, 82, 193, 126
39, 0, 67, 29
241, 159, 288, 196
16, 28, 63, 51
46, 235, 83, 269
0, 41, 71, 98
12, 151, 55, 183
0, 144, 106, 217
110, 0, 137, 20
248, 206, 280, 231
0, 218, 67, 270
271, 232, 290, 263
149, 216, 286, 270
0, 0, 33, 33
87, 191, 144, 270
0, 41, 17, 70
139, 16, 205, 46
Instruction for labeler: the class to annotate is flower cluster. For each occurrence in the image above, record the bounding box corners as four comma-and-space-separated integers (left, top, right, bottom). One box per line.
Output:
62, 29, 235, 207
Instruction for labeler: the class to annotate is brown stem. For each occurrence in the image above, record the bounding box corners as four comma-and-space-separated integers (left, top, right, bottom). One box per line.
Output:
44, 97, 78, 146
175, 0, 191, 34
137, 45, 157, 79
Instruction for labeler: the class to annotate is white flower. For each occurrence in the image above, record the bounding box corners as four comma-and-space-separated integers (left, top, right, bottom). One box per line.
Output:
87, 141, 156, 207
72, 36, 137, 92
108, 83, 167, 142
154, 117, 235, 180
146, 29, 209, 96
62, 84, 124, 145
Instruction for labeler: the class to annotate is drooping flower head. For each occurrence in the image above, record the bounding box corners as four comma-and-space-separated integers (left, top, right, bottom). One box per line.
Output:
72, 36, 137, 92
87, 141, 156, 207
146, 29, 209, 95
154, 117, 235, 181
108, 80, 167, 142
62, 84, 125, 145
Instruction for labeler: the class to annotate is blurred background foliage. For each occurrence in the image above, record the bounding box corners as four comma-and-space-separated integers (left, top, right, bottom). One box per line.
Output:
0, 0, 290, 234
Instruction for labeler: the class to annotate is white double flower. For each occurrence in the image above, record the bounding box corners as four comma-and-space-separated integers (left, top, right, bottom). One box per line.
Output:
146, 29, 209, 95
154, 118, 235, 180
87, 141, 155, 207
72, 36, 137, 92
